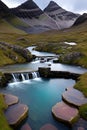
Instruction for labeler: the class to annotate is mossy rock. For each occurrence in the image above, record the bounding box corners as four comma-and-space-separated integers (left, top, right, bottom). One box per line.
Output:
79, 104, 87, 120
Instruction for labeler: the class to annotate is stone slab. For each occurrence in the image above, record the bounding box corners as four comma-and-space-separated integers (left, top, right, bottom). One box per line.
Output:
21, 123, 32, 130
62, 89, 87, 107
73, 118, 87, 130
4, 94, 19, 106
5, 103, 28, 126
52, 101, 79, 125
40, 124, 58, 130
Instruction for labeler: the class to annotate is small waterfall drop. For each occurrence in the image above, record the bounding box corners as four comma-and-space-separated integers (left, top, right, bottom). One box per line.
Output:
11, 71, 40, 82
12, 73, 17, 82
21, 74, 25, 81
32, 72, 39, 79
26, 73, 29, 80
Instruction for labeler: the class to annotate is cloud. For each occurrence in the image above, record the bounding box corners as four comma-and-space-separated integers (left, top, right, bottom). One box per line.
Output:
1, 0, 27, 8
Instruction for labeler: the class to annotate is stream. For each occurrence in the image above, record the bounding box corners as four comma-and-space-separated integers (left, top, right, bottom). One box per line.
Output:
0, 46, 87, 130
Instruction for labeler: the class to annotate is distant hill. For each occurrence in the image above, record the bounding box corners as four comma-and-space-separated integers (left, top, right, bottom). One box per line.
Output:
73, 13, 87, 26
44, 1, 79, 29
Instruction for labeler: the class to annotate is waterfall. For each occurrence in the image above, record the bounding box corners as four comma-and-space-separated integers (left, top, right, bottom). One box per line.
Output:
21, 74, 25, 81
11, 72, 40, 82
26, 73, 29, 80
12, 73, 17, 82
32, 72, 38, 79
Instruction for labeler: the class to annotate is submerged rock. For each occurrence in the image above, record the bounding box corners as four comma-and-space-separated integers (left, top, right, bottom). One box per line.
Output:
5, 103, 28, 126
52, 101, 79, 125
40, 124, 57, 130
73, 118, 87, 130
21, 123, 32, 130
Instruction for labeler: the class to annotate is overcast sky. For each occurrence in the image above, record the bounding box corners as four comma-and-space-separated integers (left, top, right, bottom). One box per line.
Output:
1, 0, 87, 14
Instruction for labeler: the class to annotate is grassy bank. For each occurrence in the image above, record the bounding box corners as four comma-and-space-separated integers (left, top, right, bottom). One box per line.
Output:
1, 21, 87, 67
0, 94, 12, 130
74, 73, 87, 120
74, 73, 87, 97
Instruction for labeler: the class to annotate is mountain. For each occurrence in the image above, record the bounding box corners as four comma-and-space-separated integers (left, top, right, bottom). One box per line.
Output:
0, 0, 30, 34
0, 0, 9, 18
0, 0, 80, 34
44, 1, 79, 29
73, 13, 87, 26
11, 0, 58, 33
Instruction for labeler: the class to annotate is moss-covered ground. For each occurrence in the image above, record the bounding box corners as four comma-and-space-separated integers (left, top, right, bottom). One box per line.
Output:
74, 73, 87, 120
0, 94, 12, 130
0, 18, 87, 126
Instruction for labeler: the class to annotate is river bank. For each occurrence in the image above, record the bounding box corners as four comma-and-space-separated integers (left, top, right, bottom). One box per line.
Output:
2, 46, 85, 130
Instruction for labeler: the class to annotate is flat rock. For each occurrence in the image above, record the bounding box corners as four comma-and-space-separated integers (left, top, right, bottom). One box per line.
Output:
62, 89, 87, 107
40, 124, 58, 130
4, 94, 19, 106
5, 103, 28, 126
52, 101, 79, 125
73, 118, 87, 130
21, 123, 32, 130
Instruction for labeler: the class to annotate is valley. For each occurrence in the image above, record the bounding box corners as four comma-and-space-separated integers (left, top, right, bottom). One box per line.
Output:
0, 0, 87, 130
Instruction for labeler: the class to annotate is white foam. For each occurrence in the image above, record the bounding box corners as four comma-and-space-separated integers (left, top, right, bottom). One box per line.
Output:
64, 42, 77, 45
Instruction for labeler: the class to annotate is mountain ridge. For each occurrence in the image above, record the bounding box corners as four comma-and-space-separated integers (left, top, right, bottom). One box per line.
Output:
74, 13, 87, 26
10, 0, 59, 33
0, 0, 80, 33
44, 0, 79, 29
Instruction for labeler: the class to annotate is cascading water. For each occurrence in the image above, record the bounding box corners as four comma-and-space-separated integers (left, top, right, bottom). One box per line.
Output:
26, 73, 29, 80
11, 72, 40, 82
21, 74, 25, 81
32, 72, 38, 79
12, 73, 17, 82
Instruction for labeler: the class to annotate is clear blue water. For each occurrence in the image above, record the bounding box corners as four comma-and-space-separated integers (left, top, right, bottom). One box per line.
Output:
0, 78, 75, 130
0, 46, 87, 130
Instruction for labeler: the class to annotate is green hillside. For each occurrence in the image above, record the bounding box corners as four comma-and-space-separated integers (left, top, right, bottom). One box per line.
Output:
0, 19, 26, 34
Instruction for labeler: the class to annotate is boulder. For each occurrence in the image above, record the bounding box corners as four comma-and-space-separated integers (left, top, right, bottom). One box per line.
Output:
5, 103, 28, 126
4, 94, 19, 106
52, 101, 79, 125
38, 67, 51, 78
21, 123, 32, 130
62, 89, 87, 107
73, 118, 87, 130
40, 124, 57, 130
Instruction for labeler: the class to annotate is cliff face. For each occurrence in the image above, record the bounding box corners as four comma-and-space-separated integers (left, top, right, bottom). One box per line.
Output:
44, 1, 79, 29
0, 0, 9, 18
73, 13, 87, 26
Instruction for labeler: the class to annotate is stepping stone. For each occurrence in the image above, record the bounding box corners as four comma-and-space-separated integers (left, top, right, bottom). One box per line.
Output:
40, 124, 58, 130
4, 94, 19, 106
5, 103, 28, 126
52, 101, 79, 125
21, 123, 32, 130
62, 89, 87, 107
73, 118, 87, 130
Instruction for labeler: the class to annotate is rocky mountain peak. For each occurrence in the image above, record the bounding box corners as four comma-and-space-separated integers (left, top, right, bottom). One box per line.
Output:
44, 0, 61, 12
11, 0, 43, 18
74, 13, 87, 26
0, 0, 9, 17
0, 0, 8, 10
17, 0, 38, 9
